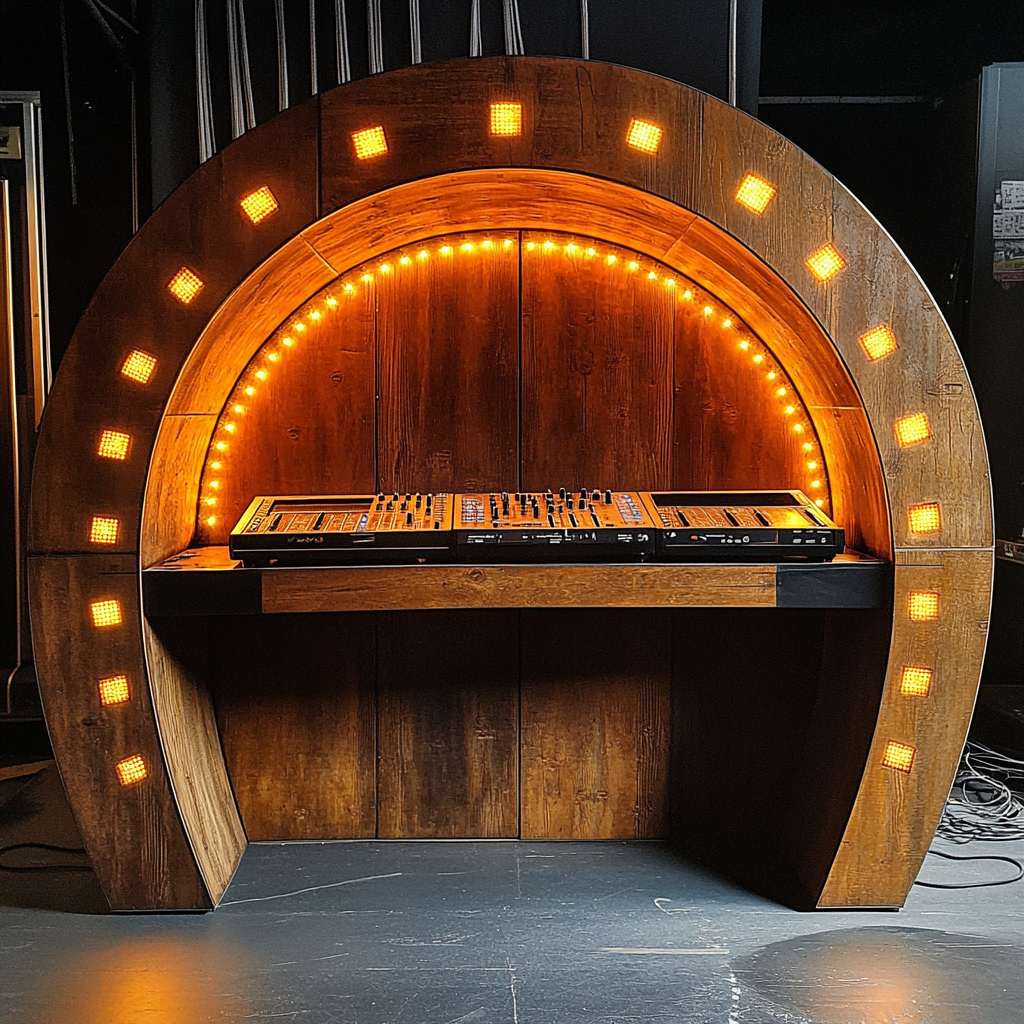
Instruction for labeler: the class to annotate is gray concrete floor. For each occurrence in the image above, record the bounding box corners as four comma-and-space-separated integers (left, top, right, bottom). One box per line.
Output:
2, 765, 1023, 1023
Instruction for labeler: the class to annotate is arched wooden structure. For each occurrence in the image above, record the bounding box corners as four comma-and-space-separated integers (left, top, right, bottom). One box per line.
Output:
29, 58, 992, 911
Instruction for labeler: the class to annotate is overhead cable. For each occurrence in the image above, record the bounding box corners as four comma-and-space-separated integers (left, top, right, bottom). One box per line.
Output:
275, 0, 289, 111
470, 0, 482, 57
409, 0, 422, 64
367, 0, 384, 74
196, 0, 216, 161
502, 0, 524, 55
335, 0, 351, 83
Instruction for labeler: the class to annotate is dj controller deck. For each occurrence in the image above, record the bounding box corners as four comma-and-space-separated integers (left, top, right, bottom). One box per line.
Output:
230, 489, 844, 566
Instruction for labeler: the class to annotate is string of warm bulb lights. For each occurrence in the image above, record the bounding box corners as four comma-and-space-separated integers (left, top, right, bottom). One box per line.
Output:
196, 234, 831, 537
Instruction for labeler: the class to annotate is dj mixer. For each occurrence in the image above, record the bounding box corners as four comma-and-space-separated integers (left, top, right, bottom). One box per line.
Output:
453, 488, 656, 562
228, 489, 844, 565
229, 493, 452, 566
640, 490, 844, 562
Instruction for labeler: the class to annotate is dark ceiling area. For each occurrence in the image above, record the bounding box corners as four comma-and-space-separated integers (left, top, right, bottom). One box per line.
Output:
2, 1, 1024, 369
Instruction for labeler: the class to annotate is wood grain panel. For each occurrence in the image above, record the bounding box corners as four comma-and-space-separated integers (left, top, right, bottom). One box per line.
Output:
196, 281, 376, 547
668, 607, 828, 898
521, 231, 673, 490
143, 414, 217, 567
262, 562, 777, 614
819, 549, 993, 907
377, 234, 519, 493
207, 613, 376, 840
521, 609, 671, 839
27, 554, 209, 909
32, 101, 320, 557
377, 611, 518, 838
695, 95, 837, 331
319, 58, 702, 218
304, 170, 696, 273
829, 184, 992, 550
672, 289, 810, 494
142, 617, 246, 903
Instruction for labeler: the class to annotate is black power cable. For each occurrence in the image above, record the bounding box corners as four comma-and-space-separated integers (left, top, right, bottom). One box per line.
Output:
0, 842, 91, 872
914, 848, 1024, 889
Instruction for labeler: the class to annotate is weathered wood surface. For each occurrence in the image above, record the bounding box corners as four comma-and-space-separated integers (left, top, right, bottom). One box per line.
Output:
377, 237, 519, 494
208, 613, 377, 840
28, 554, 210, 909
142, 617, 246, 902
261, 562, 778, 613
377, 611, 519, 838
521, 609, 671, 839
818, 549, 994, 907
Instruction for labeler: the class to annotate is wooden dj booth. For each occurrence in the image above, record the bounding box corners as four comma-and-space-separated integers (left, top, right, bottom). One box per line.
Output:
27, 58, 993, 911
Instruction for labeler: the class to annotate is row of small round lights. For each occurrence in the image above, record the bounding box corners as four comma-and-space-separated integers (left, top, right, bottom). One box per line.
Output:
196, 235, 519, 533
529, 235, 831, 510
197, 233, 831, 526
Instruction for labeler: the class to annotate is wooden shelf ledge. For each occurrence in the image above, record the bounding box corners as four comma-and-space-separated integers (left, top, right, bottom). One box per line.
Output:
142, 547, 888, 616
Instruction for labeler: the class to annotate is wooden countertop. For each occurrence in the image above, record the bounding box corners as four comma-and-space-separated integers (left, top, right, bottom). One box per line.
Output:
142, 547, 888, 616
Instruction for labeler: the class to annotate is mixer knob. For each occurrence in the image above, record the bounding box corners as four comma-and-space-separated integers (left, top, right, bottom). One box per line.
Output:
580, 488, 588, 500
604, 489, 613, 503
559, 487, 566, 500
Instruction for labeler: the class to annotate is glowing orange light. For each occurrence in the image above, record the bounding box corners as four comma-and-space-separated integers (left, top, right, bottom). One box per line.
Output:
293, 322, 306, 331
626, 118, 663, 153
802, 442, 813, 452
738, 340, 750, 351
99, 674, 130, 706
352, 125, 388, 159
648, 271, 657, 280
793, 423, 804, 433
240, 186, 279, 224
461, 243, 474, 253
735, 172, 777, 214
606, 253, 616, 264
490, 102, 522, 136
89, 516, 120, 545
504, 239, 514, 248
282, 338, 293, 347
440, 246, 452, 256
776, 387, 788, 397
215, 441, 227, 451
206, 515, 217, 527
900, 666, 933, 697
482, 240, 493, 250
233, 404, 244, 414
417, 250, 429, 260
784, 405, 796, 415
665, 278, 675, 287
881, 740, 916, 774
587, 247, 597, 257
895, 412, 932, 447
810, 480, 821, 489
815, 498, 825, 507
683, 290, 692, 299
752, 354, 763, 364
90, 599, 122, 628
628, 261, 638, 271
703, 306, 713, 316
808, 460, 819, 470
115, 754, 147, 786
806, 243, 846, 281
908, 502, 941, 535
210, 461, 222, 470
209, 480, 219, 489
722, 318, 733, 328
326, 296, 338, 305
224, 424, 236, 435
767, 371, 777, 381
120, 349, 157, 385
244, 387, 255, 396
544, 240, 555, 250
97, 429, 131, 461
167, 267, 204, 304
860, 323, 898, 361
267, 353, 279, 363
908, 591, 940, 621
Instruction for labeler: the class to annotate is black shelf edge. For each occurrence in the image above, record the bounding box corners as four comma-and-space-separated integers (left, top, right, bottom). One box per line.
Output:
775, 560, 890, 609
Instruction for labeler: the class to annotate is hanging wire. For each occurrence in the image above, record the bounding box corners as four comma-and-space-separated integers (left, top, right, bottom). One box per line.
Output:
275, 0, 290, 111
335, 0, 351, 83
309, 0, 319, 94
226, 0, 245, 138
367, 0, 384, 74
238, 0, 255, 129
579, 0, 590, 59
196, 0, 216, 161
59, 1, 78, 205
469, 0, 482, 56
409, 0, 422, 64
502, 0, 524, 55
